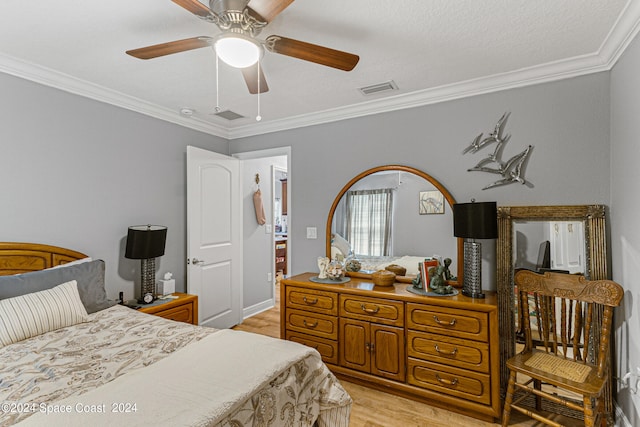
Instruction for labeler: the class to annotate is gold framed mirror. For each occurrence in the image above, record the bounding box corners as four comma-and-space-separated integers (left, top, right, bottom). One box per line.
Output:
325, 165, 464, 286
496, 205, 610, 413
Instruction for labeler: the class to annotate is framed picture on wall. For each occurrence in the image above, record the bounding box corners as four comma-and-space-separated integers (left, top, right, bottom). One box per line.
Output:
419, 191, 444, 214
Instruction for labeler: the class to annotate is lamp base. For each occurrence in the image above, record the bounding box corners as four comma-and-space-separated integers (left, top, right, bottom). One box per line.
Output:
462, 240, 485, 299
462, 289, 485, 299
139, 258, 156, 304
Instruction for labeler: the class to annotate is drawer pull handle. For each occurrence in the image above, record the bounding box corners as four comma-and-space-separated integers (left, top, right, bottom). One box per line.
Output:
303, 296, 318, 305
435, 374, 459, 386
360, 304, 380, 314
303, 319, 318, 328
433, 315, 456, 326
434, 344, 458, 356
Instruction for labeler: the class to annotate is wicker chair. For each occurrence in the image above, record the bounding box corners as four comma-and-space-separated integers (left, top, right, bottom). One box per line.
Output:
502, 270, 623, 427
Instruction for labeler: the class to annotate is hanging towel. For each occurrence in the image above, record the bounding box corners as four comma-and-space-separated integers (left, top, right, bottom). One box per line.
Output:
253, 189, 267, 225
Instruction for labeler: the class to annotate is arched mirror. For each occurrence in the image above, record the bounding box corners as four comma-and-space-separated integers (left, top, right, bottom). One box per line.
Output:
325, 165, 463, 287
496, 205, 610, 412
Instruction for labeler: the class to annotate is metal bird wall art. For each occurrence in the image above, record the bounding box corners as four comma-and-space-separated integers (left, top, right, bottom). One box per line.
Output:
462, 112, 533, 190
462, 112, 510, 155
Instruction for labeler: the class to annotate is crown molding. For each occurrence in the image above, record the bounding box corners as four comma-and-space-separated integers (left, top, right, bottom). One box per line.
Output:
2, 3, 639, 141
0, 53, 230, 138
598, 0, 640, 68
227, 52, 611, 139
230, 3, 640, 140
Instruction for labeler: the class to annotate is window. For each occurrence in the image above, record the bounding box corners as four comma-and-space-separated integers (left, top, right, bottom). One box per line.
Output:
346, 189, 394, 256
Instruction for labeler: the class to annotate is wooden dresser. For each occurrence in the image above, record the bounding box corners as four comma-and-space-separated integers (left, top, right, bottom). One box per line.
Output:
281, 273, 500, 422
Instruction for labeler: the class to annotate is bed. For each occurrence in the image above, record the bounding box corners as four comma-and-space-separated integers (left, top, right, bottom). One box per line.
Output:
0, 243, 352, 426
330, 233, 441, 277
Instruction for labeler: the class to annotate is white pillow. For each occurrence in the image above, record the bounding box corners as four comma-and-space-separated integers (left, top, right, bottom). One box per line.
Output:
331, 233, 351, 258
0, 280, 89, 348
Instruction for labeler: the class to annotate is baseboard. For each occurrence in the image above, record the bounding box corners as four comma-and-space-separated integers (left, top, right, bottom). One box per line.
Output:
615, 401, 632, 427
243, 298, 275, 319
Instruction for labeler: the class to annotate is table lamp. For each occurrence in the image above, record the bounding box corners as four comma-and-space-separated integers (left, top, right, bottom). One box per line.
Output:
125, 225, 167, 304
453, 201, 497, 298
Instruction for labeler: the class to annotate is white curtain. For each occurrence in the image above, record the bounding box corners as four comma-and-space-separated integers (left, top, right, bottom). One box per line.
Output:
346, 189, 393, 256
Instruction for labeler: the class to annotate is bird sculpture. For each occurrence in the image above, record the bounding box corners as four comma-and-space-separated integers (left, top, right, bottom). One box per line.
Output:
463, 112, 533, 190
462, 112, 510, 154
468, 134, 511, 172
481, 145, 533, 190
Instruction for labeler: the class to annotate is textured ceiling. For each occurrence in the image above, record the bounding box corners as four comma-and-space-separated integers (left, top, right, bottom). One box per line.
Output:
0, 1, 638, 139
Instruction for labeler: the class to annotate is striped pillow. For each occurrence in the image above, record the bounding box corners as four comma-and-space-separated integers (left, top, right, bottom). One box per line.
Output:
0, 280, 89, 347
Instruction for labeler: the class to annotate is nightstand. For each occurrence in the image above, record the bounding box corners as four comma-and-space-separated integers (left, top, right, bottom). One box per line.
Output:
138, 293, 198, 325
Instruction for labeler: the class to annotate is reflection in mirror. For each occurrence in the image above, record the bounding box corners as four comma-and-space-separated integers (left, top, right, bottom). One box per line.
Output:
496, 205, 609, 409
326, 165, 463, 286
512, 220, 587, 342
513, 220, 585, 274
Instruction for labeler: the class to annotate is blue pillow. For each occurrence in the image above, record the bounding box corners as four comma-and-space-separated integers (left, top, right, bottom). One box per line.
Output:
0, 260, 115, 314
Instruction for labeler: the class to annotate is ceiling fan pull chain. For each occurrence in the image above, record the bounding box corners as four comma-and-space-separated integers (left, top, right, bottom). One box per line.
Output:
215, 53, 221, 112
256, 61, 262, 121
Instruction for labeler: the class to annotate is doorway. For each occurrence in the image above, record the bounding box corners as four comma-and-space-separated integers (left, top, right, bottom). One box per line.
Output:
273, 165, 288, 280
233, 147, 291, 320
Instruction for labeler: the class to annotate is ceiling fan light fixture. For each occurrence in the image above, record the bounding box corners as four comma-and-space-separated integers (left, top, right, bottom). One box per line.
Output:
214, 33, 262, 68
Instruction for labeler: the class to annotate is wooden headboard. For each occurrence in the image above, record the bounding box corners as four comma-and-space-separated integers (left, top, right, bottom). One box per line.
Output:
0, 242, 88, 276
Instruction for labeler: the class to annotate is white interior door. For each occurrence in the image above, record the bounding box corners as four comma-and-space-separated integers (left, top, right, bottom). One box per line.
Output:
549, 221, 585, 273
187, 146, 242, 328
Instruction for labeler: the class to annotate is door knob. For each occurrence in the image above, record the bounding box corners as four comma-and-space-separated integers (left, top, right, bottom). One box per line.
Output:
191, 258, 205, 265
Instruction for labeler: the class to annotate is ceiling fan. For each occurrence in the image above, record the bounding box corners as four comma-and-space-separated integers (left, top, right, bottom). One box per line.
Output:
126, 0, 360, 94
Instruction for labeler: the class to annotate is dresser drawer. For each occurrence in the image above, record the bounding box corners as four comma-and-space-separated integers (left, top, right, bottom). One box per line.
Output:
286, 287, 338, 316
340, 295, 404, 326
407, 358, 492, 405
407, 330, 490, 373
152, 304, 194, 324
285, 309, 338, 340
138, 294, 197, 325
286, 331, 338, 365
406, 303, 488, 342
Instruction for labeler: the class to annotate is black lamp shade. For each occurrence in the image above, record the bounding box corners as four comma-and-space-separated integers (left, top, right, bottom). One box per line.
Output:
125, 225, 167, 259
453, 202, 498, 239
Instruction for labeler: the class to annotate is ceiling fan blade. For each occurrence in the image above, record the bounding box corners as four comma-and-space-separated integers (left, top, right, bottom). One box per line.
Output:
126, 37, 212, 60
241, 63, 269, 94
246, 0, 294, 23
265, 35, 359, 71
171, 0, 216, 20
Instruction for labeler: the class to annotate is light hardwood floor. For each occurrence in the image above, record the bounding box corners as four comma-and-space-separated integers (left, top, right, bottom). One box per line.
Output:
232, 280, 581, 427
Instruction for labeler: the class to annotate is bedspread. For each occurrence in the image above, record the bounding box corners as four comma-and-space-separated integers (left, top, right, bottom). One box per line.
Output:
17, 330, 351, 427
0, 305, 214, 425
0, 305, 351, 426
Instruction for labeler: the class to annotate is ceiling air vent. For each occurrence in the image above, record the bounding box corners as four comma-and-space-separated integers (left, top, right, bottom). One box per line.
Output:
358, 80, 398, 96
213, 110, 245, 120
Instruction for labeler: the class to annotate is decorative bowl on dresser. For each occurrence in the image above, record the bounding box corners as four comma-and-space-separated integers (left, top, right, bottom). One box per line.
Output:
281, 272, 501, 423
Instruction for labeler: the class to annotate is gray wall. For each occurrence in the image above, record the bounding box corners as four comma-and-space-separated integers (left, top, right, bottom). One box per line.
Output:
231, 72, 611, 285
610, 29, 640, 425
0, 72, 228, 301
